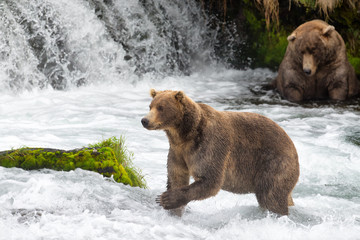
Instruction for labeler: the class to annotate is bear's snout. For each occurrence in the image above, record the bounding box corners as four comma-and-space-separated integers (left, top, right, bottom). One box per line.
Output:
302, 53, 316, 77
303, 68, 312, 75
141, 117, 149, 128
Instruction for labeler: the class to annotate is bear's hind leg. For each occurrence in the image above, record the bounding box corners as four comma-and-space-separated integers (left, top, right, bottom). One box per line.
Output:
255, 187, 290, 215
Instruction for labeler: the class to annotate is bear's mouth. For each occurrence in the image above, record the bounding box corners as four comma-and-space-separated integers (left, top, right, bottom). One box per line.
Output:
141, 117, 162, 130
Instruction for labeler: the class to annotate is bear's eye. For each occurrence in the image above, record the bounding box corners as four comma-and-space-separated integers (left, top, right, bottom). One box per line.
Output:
157, 106, 163, 111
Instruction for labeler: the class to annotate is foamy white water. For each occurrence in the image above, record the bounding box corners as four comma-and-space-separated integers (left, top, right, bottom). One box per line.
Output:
1, 70, 360, 239
1, 0, 360, 239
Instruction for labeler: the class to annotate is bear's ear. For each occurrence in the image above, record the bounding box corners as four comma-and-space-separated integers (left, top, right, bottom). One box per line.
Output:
322, 25, 335, 36
287, 34, 296, 42
150, 89, 157, 98
175, 91, 184, 102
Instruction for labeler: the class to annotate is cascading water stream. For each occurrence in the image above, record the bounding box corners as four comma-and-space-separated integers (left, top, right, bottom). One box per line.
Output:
0, 0, 234, 92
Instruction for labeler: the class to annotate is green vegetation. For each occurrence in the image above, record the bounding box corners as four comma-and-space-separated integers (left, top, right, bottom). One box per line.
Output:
0, 136, 146, 188
349, 56, 360, 75
242, 7, 288, 68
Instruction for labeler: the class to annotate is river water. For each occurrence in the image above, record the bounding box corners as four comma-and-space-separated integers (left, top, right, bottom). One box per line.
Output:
0, 0, 360, 239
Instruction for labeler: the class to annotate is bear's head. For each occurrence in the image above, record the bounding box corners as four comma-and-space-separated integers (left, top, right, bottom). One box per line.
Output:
141, 89, 186, 130
287, 21, 335, 77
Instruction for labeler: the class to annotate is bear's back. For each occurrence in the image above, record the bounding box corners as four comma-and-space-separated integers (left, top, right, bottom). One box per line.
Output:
226, 112, 294, 150
195, 104, 296, 159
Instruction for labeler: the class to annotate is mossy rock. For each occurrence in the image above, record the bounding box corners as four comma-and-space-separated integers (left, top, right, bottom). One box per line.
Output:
0, 137, 146, 188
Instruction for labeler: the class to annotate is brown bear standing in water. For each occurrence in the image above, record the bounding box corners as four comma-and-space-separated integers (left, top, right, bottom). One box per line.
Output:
274, 19, 359, 102
141, 89, 300, 216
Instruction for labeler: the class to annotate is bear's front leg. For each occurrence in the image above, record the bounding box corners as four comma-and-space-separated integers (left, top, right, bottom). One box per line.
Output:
158, 146, 226, 215
160, 150, 190, 215
156, 189, 189, 210
157, 174, 223, 212
284, 83, 304, 102
328, 80, 347, 101
280, 68, 305, 102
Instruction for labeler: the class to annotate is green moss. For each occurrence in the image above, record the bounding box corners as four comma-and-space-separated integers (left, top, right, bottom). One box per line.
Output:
243, 9, 263, 32
0, 137, 146, 188
20, 155, 37, 170
243, 11, 288, 69
115, 164, 133, 186
349, 56, 360, 75
295, 0, 316, 9
89, 136, 146, 188
259, 30, 288, 68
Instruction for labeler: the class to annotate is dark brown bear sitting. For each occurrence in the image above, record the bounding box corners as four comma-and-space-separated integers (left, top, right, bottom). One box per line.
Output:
142, 89, 300, 216
273, 19, 359, 102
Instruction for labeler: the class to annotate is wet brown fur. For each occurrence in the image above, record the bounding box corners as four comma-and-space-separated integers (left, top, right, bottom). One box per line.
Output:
142, 89, 300, 216
274, 19, 359, 102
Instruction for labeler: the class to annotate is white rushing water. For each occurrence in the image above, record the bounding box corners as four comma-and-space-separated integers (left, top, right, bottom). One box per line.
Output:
1, 0, 360, 239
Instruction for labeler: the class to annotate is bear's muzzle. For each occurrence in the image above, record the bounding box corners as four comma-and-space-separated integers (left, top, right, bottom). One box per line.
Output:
302, 53, 317, 76
141, 117, 149, 128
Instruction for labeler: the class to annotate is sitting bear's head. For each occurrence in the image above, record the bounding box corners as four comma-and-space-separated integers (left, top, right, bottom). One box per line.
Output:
141, 89, 185, 130
287, 20, 336, 77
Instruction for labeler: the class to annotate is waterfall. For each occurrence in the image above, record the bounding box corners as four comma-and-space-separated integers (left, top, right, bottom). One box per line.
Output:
0, 0, 238, 92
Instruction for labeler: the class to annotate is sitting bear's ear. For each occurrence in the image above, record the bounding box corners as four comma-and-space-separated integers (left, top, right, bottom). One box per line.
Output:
287, 33, 296, 42
322, 25, 335, 36
150, 89, 157, 98
175, 91, 184, 102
